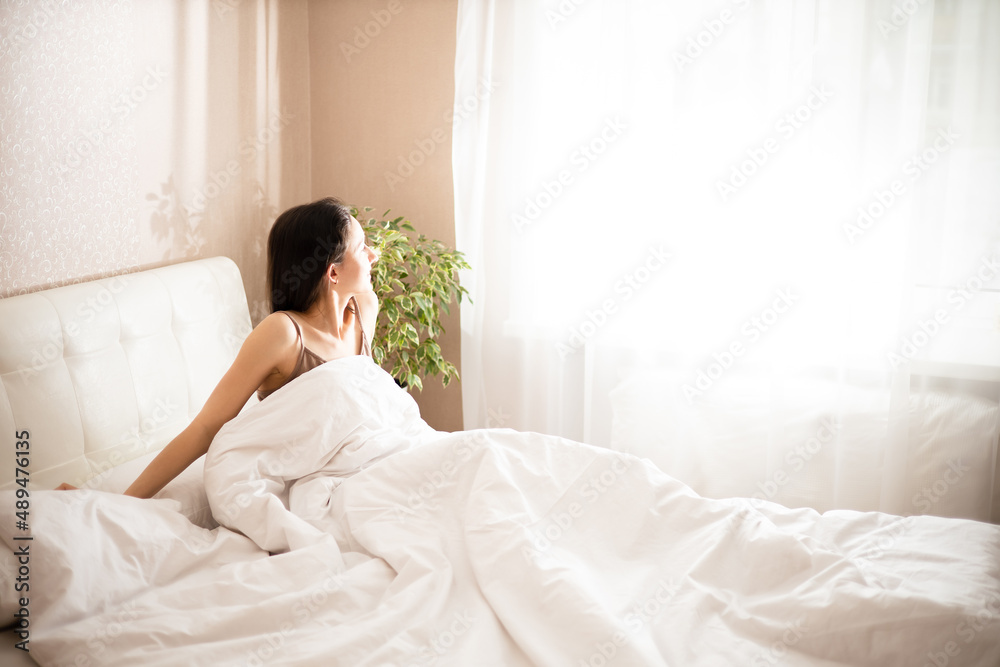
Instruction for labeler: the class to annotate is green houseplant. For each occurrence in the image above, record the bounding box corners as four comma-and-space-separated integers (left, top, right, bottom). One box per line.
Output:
353, 206, 471, 392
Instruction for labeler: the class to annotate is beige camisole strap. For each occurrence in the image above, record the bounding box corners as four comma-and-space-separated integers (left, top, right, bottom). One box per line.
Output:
256, 297, 372, 401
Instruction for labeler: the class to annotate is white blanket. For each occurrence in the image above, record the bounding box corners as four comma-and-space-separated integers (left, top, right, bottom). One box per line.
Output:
3, 356, 1000, 666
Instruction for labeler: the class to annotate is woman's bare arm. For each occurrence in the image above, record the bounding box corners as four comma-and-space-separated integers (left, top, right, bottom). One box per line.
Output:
121, 419, 218, 499
355, 288, 379, 351
120, 313, 298, 498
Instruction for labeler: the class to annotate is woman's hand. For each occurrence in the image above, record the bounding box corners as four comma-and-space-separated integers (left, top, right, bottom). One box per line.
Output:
55, 483, 78, 491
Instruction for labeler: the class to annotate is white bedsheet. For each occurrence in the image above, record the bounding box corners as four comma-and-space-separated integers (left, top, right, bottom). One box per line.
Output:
3, 356, 999, 666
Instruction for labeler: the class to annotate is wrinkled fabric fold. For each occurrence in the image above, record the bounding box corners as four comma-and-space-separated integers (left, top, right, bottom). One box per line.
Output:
3, 358, 998, 665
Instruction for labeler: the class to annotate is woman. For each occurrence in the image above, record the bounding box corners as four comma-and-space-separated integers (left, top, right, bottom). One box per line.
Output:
57, 196, 379, 498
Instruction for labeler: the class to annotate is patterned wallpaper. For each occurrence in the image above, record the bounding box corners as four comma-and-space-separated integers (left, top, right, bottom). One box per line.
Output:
0, 0, 313, 325
0, 0, 141, 296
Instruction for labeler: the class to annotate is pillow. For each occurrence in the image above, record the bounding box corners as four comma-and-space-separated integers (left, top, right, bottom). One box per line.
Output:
608, 369, 999, 521
0, 455, 218, 630
905, 390, 999, 521
77, 453, 217, 530
0, 490, 259, 635
608, 369, 884, 511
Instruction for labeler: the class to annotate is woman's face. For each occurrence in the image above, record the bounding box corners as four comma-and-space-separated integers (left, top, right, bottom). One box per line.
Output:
335, 217, 378, 291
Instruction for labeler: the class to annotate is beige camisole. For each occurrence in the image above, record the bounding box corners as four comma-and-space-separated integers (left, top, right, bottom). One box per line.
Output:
256, 296, 372, 401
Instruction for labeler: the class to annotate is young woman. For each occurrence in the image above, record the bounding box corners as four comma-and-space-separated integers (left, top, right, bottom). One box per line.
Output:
56, 197, 379, 498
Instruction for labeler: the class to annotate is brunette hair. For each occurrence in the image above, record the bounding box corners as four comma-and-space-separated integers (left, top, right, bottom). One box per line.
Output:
266, 197, 353, 313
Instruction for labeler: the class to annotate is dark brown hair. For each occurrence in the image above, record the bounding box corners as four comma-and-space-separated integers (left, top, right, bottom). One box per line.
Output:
266, 197, 353, 313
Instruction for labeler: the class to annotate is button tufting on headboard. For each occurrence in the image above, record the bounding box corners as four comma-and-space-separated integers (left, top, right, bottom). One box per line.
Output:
0, 257, 253, 491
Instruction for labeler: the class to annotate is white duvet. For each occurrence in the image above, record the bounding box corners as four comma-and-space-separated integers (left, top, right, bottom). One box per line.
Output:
3, 356, 1000, 666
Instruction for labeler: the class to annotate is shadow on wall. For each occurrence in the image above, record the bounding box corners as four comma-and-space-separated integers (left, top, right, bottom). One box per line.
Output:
147, 176, 207, 260
144, 175, 278, 329
145, 177, 277, 264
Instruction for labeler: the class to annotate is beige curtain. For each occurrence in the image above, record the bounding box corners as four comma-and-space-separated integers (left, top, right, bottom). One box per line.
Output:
0, 0, 311, 325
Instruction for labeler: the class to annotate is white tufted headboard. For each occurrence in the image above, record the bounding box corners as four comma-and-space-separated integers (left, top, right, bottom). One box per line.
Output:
0, 257, 253, 491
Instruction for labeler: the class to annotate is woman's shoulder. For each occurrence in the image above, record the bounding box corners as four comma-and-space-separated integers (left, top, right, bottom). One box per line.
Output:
250, 311, 302, 349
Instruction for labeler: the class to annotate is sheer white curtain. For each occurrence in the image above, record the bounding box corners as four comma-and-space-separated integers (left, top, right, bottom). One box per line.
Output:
453, 0, 1000, 521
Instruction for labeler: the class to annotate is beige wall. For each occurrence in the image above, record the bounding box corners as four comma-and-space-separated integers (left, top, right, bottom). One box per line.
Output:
308, 0, 463, 431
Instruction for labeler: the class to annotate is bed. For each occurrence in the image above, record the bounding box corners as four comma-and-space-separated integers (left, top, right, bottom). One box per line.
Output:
1, 257, 999, 666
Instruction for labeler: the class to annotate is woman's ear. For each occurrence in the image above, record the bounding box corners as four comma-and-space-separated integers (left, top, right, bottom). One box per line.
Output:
326, 262, 339, 285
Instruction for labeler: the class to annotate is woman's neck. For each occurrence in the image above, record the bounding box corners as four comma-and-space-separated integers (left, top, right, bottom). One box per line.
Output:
302, 290, 354, 341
